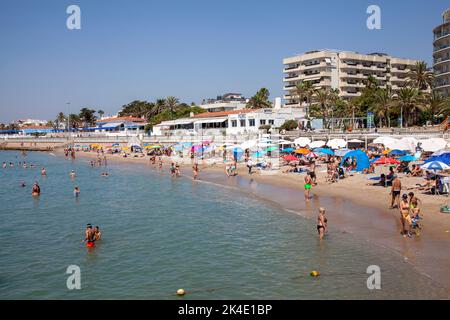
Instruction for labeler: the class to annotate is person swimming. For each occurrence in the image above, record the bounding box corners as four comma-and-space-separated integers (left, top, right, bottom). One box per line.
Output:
20, 181, 26, 188
101, 172, 109, 177
70, 170, 76, 178
84, 224, 95, 246
31, 182, 40, 196
2, 162, 6, 168
41, 167, 47, 176
73, 186, 80, 197
93, 226, 101, 241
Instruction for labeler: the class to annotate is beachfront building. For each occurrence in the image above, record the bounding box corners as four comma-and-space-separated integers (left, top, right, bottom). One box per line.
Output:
92, 116, 146, 135
433, 8, 450, 97
283, 50, 419, 109
15, 119, 48, 127
199, 93, 247, 113
152, 108, 304, 137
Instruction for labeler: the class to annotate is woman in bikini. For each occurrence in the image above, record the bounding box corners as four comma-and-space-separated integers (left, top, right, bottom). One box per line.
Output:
317, 208, 328, 240
400, 194, 412, 238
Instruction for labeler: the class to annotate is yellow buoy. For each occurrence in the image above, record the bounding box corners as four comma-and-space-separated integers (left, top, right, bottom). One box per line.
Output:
310, 271, 320, 277
177, 289, 185, 296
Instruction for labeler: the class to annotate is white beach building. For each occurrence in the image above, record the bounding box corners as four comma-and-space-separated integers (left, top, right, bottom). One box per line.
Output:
152, 108, 305, 137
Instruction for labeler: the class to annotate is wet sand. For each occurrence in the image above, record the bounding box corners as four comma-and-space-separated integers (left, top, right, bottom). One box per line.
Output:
67, 150, 450, 296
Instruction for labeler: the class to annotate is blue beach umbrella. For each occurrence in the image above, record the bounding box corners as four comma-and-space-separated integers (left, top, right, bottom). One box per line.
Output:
233, 147, 244, 160
398, 155, 417, 162
252, 151, 266, 158
425, 153, 450, 165
389, 149, 407, 156
421, 161, 450, 172
314, 148, 334, 156
334, 149, 350, 157
281, 147, 295, 153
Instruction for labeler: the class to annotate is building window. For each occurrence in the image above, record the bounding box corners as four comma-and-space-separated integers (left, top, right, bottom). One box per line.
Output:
240, 119, 246, 127
260, 119, 266, 125
249, 119, 255, 127
268, 120, 274, 125
231, 120, 237, 127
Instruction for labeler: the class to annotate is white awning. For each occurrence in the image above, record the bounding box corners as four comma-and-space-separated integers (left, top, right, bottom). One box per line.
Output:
195, 118, 228, 124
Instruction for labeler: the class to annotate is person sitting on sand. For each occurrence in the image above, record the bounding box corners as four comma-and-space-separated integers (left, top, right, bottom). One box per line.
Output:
317, 208, 328, 240
367, 173, 386, 187
410, 164, 423, 177
32, 182, 40, 196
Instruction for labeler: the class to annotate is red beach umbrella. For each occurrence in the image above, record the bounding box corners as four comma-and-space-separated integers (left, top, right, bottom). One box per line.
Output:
283, 155, 298, 162
374, 157, 400, 165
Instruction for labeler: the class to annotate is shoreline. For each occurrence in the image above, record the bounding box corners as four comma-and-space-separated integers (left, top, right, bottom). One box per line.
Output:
62, 149, 450, 296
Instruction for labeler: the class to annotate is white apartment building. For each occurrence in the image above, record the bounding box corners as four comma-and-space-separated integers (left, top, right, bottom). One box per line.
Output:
152, 108, 304, 136
433, 8, 450, 96
283, 50, 419, 109
199, 93, 247, 112
15, 119, 48, 127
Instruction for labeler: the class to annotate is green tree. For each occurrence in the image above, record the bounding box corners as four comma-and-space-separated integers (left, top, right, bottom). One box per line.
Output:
246, 88, 272, 109
371, 87, 394, 128
68, 114, 81, 129
407, 61, 434, 91
165, 96, 180, 119
395, 87, 421, 127
79, 108, 97, 127
55, 112, 66, 129
279, 120, 298, 131
423, 91, 447, 124
97, 109, 105, 119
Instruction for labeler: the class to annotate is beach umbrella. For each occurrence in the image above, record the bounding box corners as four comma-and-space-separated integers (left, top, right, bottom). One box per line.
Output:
266, 146, 278, 152
306, 152, 318, 158
112, 143, 120, 147
348, 139, 364, 143
326, 139, 347, 149
425, 154, 450, 165
370, 157, 380, 163
397, 155, 417, 162
419, 138, 448, 152
314, 148, 334, 156
240, 140, 257, 149
420, 161, 450, 172
308, 140, 326, 149
252, 151, 266, 158
389, 149, 407, 156
233, 147, 244, 160
283, 155, 298, 162
294, 148, 310, 155
374, 157, 400, 165
281, 147, 295, 153
334, 149, 350, 157
431, 150, 450, 157
294, 137, 311, 147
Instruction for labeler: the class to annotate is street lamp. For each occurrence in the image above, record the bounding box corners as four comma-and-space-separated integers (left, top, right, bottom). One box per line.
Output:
66, 102, 71, 138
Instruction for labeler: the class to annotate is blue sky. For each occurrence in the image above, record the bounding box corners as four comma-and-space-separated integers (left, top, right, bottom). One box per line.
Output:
0, 0, 448, 122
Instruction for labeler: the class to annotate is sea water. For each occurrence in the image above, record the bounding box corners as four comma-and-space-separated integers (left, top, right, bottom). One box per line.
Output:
0, 151, 447, 299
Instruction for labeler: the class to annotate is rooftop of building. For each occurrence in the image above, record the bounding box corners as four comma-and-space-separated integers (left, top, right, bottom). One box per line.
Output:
98, 116, 146, 123
192, 109, 256, 119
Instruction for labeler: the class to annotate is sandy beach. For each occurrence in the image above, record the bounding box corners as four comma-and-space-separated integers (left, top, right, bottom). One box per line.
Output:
66, 148, 450, 296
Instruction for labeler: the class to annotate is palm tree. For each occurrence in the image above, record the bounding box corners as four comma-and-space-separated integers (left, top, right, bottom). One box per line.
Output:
97, 110, 105, 119
153, 99, 167, 115
68, 114, 81, 129
246, 88, 272, 109
314, 88, 338, 125
372, 88, 394, 128
407, 61, 434, 91
290, 81, 315, 118
423, 91, 447, 124
165, 96, 180, 119
55, 112, 66, 130
395, 87, 420, 127
79, 108, 97, 128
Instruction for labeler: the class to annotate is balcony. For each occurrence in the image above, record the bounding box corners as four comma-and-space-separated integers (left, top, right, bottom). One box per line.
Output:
434, 43, 450, 53
434, 56, 450, 66
434, 29, 450, 41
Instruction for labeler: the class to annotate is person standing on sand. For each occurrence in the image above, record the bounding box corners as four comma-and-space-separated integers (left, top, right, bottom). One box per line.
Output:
390, 175, 401, 209
317, 208, 328, 240
304, 173, 312, 201
247, 158, 253, 175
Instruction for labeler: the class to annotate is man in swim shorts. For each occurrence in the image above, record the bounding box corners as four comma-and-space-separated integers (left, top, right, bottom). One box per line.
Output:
304, 173, 312, 201
390, 175, 401, 209
84, 224, 95, 244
